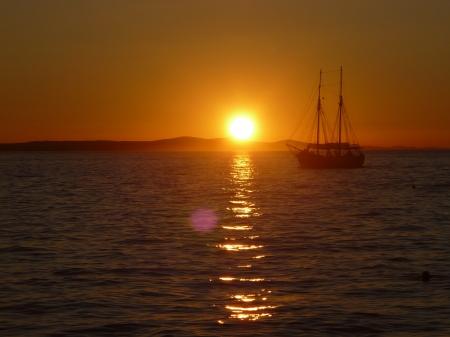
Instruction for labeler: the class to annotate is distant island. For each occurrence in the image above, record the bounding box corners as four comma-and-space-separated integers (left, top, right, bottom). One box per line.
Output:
0, 137, 447, 152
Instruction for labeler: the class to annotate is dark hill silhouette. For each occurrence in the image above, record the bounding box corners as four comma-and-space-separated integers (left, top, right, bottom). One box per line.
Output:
0, 137, 291, 152
0, 138, 447, 151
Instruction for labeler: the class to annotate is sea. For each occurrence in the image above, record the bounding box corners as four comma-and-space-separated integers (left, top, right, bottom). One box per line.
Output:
1, 150, 450, 336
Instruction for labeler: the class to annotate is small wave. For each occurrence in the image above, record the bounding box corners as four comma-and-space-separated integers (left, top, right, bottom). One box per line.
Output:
3, 173, 44, 178
421, 183, 450, 189
52, 268, 91, 276
64, 322, 152, 335
0, 245, 47, 253
116, 238, 164, 245
134, 290, 172, 297
388, 257, 412, 262
356, 211, 382, 217
360, 263, 388, 270
0, 302, 58, 315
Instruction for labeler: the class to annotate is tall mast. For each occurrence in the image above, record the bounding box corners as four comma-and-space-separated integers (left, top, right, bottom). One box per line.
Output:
338, 66, 343, 155
317, 69, 322, 155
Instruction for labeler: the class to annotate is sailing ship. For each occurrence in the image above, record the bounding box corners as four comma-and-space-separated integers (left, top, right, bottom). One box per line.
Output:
287, 67, 365, 169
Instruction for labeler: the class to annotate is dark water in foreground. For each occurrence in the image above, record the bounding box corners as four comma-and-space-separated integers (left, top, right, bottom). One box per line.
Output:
1, 151, 450, 336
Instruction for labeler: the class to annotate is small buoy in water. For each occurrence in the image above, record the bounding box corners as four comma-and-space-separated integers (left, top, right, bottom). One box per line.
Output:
412, 185, 416, 189
422, 271, 431, 282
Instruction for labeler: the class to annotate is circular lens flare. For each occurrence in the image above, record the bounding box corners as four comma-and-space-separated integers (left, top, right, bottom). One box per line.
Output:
190, 208, 218, 232
230, 117, 254, 140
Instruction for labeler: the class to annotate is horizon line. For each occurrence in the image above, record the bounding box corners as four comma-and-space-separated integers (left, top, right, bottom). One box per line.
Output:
0, 137, 449, 150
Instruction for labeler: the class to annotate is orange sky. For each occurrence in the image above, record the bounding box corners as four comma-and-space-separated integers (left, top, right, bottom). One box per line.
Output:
1, 0, 450, 147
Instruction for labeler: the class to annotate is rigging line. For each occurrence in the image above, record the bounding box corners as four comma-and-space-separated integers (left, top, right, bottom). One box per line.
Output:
339, 75, 354, 144
321, 87, 339, 96
306, 99, 320, 145
322, 95, 338, 143
307, 107, 316, 137
303, 104, 317, 144
317, 97, 332, 144
288, 75, 320, 141
341, 81, 359, 141
343, 115, 350, 145
289, 89, 317, 142
342, 107, 357, 145
322, 111, 330, 144
322, 96, 328, 116
289, 78, 319, 140
322, 98, 332, 139
322, 122, 328, 144
322, 107, 335, 143
321, 82, 340, 86
306, 113, 316, 145
346, 108, 360, 144
332, 110, 339, 142
294, 97, 315, 146
321, 69, 340, 74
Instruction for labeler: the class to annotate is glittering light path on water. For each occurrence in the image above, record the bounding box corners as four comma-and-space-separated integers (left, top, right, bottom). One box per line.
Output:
215, 152, 277, 323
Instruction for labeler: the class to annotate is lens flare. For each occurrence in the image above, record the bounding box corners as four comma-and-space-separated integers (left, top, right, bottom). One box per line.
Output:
190, 208, 218, 232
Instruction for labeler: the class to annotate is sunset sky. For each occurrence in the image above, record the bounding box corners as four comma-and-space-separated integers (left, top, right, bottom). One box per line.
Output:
1, 0, 450, 147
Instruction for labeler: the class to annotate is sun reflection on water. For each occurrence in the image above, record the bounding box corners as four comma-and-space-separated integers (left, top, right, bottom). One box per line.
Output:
225, 289, 276, 321
215, 152, 276, 323
222, 225, 253, 230
217, 244, 264, 251
219, 277, 267, 282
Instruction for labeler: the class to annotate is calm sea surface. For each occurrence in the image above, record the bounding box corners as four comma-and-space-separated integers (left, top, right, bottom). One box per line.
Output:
1, 151, 450, 336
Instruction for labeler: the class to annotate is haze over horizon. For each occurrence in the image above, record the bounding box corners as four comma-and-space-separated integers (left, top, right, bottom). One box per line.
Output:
2, 0, 450, 147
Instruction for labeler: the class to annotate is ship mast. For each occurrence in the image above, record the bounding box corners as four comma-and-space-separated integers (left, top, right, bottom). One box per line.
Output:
317, 69, 322, 155
338, 66, 343, 155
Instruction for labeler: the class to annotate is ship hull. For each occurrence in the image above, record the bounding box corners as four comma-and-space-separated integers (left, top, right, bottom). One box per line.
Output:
295, 150, 365, 169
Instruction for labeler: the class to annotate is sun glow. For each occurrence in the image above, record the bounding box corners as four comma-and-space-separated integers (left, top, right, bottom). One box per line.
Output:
229, 117, 254, 140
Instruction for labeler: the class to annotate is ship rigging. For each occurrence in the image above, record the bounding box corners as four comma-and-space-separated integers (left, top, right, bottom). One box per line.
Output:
287, 67, 365, 169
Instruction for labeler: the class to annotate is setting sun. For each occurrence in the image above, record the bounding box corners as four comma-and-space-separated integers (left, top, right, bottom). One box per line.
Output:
230, 117, 254, 140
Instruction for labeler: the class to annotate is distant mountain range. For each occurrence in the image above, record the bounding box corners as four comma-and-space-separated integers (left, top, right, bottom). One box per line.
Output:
0, 137, 288, 152
0, 137, 447, 151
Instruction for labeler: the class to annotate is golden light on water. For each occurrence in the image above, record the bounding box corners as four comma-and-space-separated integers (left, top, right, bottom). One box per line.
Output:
216, 152, 276, 323
217, 244, 263, 251
226, 305, 276, 311
233, 294, 255, 302
230, 200, 247, 204
219, 277, 267, 282
229, 312, 274, 321
224, 289, 277, 321
222, 225, 253, 230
